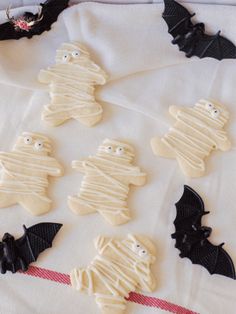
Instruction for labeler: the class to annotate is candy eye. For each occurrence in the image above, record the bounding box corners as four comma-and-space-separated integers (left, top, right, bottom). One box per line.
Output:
24, 136, 32, 145
34, 140, 44, 151
211, 108, 220, 119
72, 50, 80, 58
205, 103, 213, 111
62, 54, 70, 62
139, 249, 148, 257
106, 146, 114, 153
132, 242, 142, 253
116, 146, 125, 155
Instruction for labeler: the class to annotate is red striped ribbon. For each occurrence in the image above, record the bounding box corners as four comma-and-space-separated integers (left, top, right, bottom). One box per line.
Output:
19, 266, 199, 314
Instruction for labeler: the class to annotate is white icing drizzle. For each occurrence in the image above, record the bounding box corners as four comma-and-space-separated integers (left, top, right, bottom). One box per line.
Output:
0, 133, 62, 202
71, 235, 155, 310
162, 101, 229, 171
70, 140, 145, 218
39, 43, 107, 125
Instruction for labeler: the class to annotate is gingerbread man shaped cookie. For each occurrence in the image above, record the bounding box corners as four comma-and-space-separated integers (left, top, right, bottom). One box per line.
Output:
0, 132, 64, 215
151, 99, 231, 177
68, 139, 147, 226
70, 234, 156, 314
38, 42, 108, 127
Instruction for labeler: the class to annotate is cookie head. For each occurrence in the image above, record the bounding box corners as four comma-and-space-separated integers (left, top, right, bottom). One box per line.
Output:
14, 132, 52, 155
124, 234, 156, 264
97, 139, 135, 162
56, 42, 90, 65
195, 99, 229, 128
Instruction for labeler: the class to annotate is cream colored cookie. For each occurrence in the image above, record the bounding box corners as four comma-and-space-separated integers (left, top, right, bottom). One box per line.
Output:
0, 132, 64, 215
68, 139, 147, 226
38, 42, 108, 127
70, 234, 156, 314
151, 99, 231, 178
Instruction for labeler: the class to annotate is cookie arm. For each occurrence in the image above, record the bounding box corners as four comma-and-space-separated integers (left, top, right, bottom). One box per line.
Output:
47, 159, 64, 177
71, 160, 87, 173
0, 152, 5, 163
169, 105, 185, 118
38, 67, 55, 84
89, 61, 107, 85
129, 168, 147, 186
214, 133, 231, 151
94, 236, 111, 254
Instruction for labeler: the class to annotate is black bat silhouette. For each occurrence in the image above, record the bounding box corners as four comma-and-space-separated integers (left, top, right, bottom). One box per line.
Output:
171, 185, 236, 279
0, 0, 70, 41
0, 222, 62, 274
162, 0, 236, 60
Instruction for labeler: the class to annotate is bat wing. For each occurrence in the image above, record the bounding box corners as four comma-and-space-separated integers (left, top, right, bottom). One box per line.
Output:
0, 0, 69, 41
0, 22, 24, 40
162, 0, 194, 38
189, 33, 236, 60
0, 242, 3, 259
188, 240, 236, 279
15, 223, 62, 269
173, 185, 206, 233
33, 0, 70, 34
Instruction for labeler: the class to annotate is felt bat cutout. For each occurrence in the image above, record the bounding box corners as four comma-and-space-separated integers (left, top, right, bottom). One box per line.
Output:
162, 0, 236, 60
171, 185, 236, 279
0, 0, 69, 40
0, 222, 62, 274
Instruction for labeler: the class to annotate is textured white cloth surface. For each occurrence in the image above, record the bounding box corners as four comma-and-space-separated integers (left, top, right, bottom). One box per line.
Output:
0, 0, 235, 10
0, 2, 236, 314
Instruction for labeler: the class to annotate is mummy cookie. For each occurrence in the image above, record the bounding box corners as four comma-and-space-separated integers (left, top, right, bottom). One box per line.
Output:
0, 132, 64, 215
38, 42, 108, 127
70, 234, 156, 314
151, 99, 231, 177
68, 139, 147, 226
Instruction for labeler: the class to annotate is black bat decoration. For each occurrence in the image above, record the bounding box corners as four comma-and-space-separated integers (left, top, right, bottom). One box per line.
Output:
0, 0, 70, 41
162, 0, 236, 60
0, 222, 62, 274
171, 185, 236, 279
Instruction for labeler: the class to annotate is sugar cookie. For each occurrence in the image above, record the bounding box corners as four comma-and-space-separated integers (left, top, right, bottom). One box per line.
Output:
70, 234, 156, 314
38, 42, 108, 127
151, 99, 231, 177
68, 139, 147, 225
0, 132, 64, 215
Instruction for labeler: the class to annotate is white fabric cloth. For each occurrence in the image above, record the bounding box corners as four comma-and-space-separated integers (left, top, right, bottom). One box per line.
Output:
0, 0, 235, 10
0, 2, 236, 314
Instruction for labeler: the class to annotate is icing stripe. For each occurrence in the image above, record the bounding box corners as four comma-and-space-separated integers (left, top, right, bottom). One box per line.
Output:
19, 266, 199, 314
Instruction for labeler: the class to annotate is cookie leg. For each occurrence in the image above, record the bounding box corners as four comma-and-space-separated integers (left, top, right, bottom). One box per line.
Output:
96, 295, 127, 314
177, 157, 205, 178
0, 192, 17, 208
150, 137, 175, 158
18, 195, 52, 216
101, 306, 126, 314
99, 208, 131, 226
68, 196, 97, 215
74, 103, 103, 127
42, 106, 68, 127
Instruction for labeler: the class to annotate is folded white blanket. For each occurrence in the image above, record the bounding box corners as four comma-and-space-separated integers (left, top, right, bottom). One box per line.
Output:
0, 2, 236, 314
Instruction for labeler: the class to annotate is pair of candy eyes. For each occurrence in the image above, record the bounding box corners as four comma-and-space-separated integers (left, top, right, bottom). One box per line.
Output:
205, 103, 220, 119
133, 243, 148, 257
62, 50, 80, 62
106, 146, 125, 155
24, 136, 44, 151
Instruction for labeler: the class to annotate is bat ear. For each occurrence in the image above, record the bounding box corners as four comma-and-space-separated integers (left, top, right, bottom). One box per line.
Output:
2, 233, 13, 241
176, 185, 205, 212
